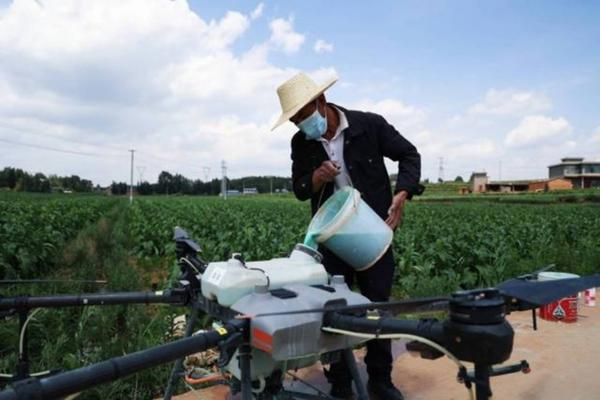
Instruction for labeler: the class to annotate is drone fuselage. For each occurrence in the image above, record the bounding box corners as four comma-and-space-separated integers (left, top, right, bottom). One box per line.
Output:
197, 244, 370, 383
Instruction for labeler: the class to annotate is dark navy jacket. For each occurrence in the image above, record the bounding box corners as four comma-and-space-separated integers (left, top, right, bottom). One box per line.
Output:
291, 104, 424, 219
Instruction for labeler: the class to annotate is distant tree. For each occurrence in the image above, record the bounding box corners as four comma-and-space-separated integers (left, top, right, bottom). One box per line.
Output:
0, 169, 6, 188
156, 171, 173, 194
111, 181, 128, 195
137, 181, 153, 195
454, 176, 464, 182
423, 178, 430, 184
0, 167, 95, 192
7, 168, 17, 189
437, 178, 443, 183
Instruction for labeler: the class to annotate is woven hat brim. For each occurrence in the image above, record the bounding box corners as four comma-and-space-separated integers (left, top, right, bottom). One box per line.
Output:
271, 77, 338, 131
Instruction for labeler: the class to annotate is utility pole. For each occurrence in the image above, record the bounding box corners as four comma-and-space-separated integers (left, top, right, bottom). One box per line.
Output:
221, 160, 227, 200
129, 149, 135, 204
202, 166, 211, 182
498, 160, 502, 181
438, 157, 444, 183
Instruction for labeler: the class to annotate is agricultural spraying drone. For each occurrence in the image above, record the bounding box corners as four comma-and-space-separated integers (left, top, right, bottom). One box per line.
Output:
0, 227, 598, 400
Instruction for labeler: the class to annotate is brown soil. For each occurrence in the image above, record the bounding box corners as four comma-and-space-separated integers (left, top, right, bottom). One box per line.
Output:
170, 304, 600, 399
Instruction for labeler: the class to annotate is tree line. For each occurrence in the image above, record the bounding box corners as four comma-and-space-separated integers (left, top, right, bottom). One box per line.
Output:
0, 167, 292, 195
0, 167, 93, 193
112, 171, 292, 196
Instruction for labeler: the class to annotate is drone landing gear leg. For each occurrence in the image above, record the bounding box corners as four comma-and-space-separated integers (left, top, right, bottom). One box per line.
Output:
342, 349, 368, 400
474, 364, 492, 400
16, 310, 30, 381
458, 361, 531, 400
238, 331, 253, 400
163, 310, 199, 400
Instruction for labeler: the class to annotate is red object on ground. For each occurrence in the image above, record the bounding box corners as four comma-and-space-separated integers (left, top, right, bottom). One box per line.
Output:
539, 295, 578, 322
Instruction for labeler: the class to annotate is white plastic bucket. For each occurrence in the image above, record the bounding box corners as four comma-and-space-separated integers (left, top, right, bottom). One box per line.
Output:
303, 186, 393, 271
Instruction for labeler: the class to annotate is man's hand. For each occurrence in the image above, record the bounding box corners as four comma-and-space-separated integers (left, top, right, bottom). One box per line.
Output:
385, 190, 408, 230
312, 161, 341, 192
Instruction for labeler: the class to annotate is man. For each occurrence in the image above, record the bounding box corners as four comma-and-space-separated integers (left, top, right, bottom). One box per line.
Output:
272, 72, 423, 400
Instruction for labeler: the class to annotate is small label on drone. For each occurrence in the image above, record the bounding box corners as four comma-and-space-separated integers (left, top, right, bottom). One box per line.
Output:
207, 267, 226, 285
216, 327, 228, 335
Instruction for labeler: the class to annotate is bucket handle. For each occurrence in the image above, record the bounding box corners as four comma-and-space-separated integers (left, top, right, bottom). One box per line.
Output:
315, 172, 357, 210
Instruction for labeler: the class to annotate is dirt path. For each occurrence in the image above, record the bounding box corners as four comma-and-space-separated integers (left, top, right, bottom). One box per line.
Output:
172, 304, 600, 399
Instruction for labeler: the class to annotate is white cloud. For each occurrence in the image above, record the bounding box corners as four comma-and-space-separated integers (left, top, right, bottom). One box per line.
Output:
592, 126, 600, 143
448, 140, 496, 158
307, 67, 338, 84
352, 98, 427, 132
0, 0, 320, 185
206, 11, 250, 49
348, 97, 497, 177
468, 89, 551, 116
314, 39, 333, 54
505, 115, 571, 147
564, 140, 577, 149
250, 3, 264, 20
269, 17, 305, 54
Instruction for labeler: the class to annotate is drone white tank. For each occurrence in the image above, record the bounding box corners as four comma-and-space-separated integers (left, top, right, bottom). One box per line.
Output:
201, 244, 328, 307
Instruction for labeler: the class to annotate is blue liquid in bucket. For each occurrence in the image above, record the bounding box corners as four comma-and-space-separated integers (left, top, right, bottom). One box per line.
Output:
303, 187, 392, 270
303, 231, 319, 250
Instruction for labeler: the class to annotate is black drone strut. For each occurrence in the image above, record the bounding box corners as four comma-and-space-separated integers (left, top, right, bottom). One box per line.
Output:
0, 319, 247, 400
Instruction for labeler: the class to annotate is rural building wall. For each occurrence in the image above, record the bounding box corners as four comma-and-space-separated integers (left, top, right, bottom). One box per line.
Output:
472, 176, 487, 193
528, 181, 546, 192
547, 179, 573, 191
528, 179, 573, 192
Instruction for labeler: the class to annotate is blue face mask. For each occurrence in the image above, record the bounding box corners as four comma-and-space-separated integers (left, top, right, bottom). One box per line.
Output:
297, 101, 327, 140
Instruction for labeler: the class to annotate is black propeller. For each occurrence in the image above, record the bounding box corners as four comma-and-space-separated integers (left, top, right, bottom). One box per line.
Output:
250, 273, 600, 319
0, 279, 108, 286
497, 274, 600, 307
173, 226, 202, 253
251, 295, 450, 319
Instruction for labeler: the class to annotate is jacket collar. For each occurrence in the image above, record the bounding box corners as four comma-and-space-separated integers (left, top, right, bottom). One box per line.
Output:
330, 103, 365, 139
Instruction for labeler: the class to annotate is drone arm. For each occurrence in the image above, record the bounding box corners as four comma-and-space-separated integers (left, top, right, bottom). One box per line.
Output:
0, 289, 187, 312
323, 312, 445, 343
0, 319, 246, 400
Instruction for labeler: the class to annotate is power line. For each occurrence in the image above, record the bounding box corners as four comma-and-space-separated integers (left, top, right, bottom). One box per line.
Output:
0, 123, 210, 171
0, 123, 219, 176
498, 160, 502, 180
0, 122, 125, 152
221, 160, 227, 200
202, 166, 211, 181
129, 150, 135, 205
0, 137, 126, 158
136, 150, 214, 171
136, 165, 146, 183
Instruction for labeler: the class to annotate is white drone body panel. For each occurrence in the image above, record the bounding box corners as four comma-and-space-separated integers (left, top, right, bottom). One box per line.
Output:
199, 244, 370, 383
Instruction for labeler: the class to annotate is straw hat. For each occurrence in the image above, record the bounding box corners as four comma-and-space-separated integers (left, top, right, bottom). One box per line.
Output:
272, 72, 338, 130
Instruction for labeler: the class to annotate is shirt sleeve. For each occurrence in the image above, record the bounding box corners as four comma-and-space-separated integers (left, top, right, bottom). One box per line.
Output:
371, 113, 425, 199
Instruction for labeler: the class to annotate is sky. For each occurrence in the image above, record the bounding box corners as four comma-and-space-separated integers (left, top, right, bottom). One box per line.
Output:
0, 0, 599, 186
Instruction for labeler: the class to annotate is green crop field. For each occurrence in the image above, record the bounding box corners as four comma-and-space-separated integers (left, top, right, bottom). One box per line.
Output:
1, 192, 599, 398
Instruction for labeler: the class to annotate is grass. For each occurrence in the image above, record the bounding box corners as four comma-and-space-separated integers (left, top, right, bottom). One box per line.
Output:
1, 192, 599, 398
0, 203, 179, 399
